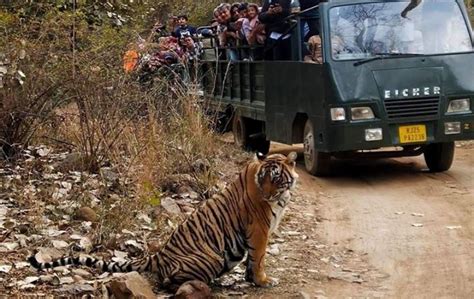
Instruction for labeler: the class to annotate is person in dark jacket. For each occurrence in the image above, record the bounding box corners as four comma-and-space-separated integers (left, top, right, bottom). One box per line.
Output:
172, 15, 197, 39
300, 0, 320, 40
259, 0, 292, 60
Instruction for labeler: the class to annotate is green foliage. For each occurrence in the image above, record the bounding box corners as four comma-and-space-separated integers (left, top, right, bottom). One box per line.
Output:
142, 181, 162, 207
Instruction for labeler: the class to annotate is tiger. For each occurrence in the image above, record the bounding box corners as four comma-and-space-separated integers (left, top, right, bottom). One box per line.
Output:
29, 152, 299, 290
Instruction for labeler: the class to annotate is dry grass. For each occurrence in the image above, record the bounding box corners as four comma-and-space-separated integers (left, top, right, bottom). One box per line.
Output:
0, 5, 228, 241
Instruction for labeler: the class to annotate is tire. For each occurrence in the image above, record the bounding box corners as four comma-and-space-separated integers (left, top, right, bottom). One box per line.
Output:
232, 112, 270, 154
423, 142, 455, 172
303, 119, 331, 176
232, 112, 250, 150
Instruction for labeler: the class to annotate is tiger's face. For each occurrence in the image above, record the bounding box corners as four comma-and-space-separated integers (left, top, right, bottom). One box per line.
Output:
255, 152, 299, 203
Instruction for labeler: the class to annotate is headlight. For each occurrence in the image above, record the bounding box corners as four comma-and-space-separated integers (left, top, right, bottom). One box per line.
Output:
365, 128, 383, 141
444, 122, 461, 135
447, 98, 471, 114
330, 108, 346, 121
351, 107, 375, 120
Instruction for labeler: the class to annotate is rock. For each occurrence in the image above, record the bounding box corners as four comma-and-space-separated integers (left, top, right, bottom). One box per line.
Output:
100, 168, 119, 183
72, 269, 92, 279
164, 174, 196, 193
52, 240, 69, 249
17, 224, 29, 234
37, 147, 51, 157
56, 152, 94, 172
175, 280, 212, 299
40, 274, 60, 286
299, 291, 311, 299
446, 225, 462, 230
176, 185, 194, 195
192, 159, 210, 173
188, 191, 200, 200
160, 197, 181, 214
137, 213, 152, 224
14, 261, 30, 269
53, 266, 70, 275
72, 275, 85, 283
0, 242, 19, 251
79, 236, 93, 252
74, 207, 98, 222
0, 264, 12, 273
19, 284, 36, 290
328, 271, 363, 284
267, 244, 280, 256
106, 271, 156, 299
22, 276, 40, 285
315, 290, 326, 295
35, 247, 63, 263
58, 283, 95, 294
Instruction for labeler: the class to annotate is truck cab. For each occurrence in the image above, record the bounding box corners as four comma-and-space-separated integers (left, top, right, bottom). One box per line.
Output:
201, 0, 474, 176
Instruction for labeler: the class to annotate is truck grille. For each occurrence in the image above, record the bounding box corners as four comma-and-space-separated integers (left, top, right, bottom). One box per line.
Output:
384, 97, 440, 119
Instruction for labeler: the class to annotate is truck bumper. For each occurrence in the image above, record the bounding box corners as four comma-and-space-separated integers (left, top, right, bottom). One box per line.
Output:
322, 114, 474, 153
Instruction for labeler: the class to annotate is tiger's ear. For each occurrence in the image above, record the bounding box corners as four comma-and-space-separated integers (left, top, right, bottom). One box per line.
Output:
256, 152, 266, 161
286, 152, 297, 163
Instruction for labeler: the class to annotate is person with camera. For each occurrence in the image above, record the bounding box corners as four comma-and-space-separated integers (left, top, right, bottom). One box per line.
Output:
259, 0, 292, 60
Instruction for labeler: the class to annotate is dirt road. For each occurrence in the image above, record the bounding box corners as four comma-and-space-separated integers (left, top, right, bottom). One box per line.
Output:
243, 144, 473, 298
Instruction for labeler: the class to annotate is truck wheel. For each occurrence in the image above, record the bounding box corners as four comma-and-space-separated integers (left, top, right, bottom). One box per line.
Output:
232, 113, 270, 154
303, 119, 331, 176
232, 113, 249, 150
423, 142, 455, 172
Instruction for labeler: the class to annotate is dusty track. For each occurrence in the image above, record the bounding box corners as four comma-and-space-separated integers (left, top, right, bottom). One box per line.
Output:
244, 145, 473, 298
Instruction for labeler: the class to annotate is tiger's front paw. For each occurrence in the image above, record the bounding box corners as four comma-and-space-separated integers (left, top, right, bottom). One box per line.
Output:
254, 275, 279, 288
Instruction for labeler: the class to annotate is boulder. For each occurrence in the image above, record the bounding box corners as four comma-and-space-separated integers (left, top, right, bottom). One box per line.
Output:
74, 207, 98, 222
175, 280, 211, 299
160, 197, 181, 215
106, 272, 156, 299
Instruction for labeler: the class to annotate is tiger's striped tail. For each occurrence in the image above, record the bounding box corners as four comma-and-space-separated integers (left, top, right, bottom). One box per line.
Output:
28, 254, 157, 273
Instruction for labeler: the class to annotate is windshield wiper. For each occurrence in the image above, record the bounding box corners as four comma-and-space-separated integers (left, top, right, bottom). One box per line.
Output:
354, 53, 426, 66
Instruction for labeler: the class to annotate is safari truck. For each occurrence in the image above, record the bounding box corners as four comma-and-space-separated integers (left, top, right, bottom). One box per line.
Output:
199, 0, 474, 176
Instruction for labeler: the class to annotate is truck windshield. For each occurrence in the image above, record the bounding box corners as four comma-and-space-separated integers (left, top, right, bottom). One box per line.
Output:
329, 1, 473, 61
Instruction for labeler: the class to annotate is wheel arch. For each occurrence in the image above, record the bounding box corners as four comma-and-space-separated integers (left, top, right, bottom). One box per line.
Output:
291, 113, 309, 144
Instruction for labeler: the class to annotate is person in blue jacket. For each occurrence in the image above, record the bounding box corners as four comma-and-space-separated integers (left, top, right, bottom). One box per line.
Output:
172, 15, 197, 39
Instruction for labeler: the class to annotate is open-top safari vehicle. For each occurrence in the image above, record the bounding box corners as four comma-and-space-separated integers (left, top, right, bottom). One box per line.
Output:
200, 0, 474, 176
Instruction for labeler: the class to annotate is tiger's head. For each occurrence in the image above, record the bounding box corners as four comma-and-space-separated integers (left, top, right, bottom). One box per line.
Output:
254, 152, 299, 203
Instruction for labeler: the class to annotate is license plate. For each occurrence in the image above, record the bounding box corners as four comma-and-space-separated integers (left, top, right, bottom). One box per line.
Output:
399, 125, 427, 144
